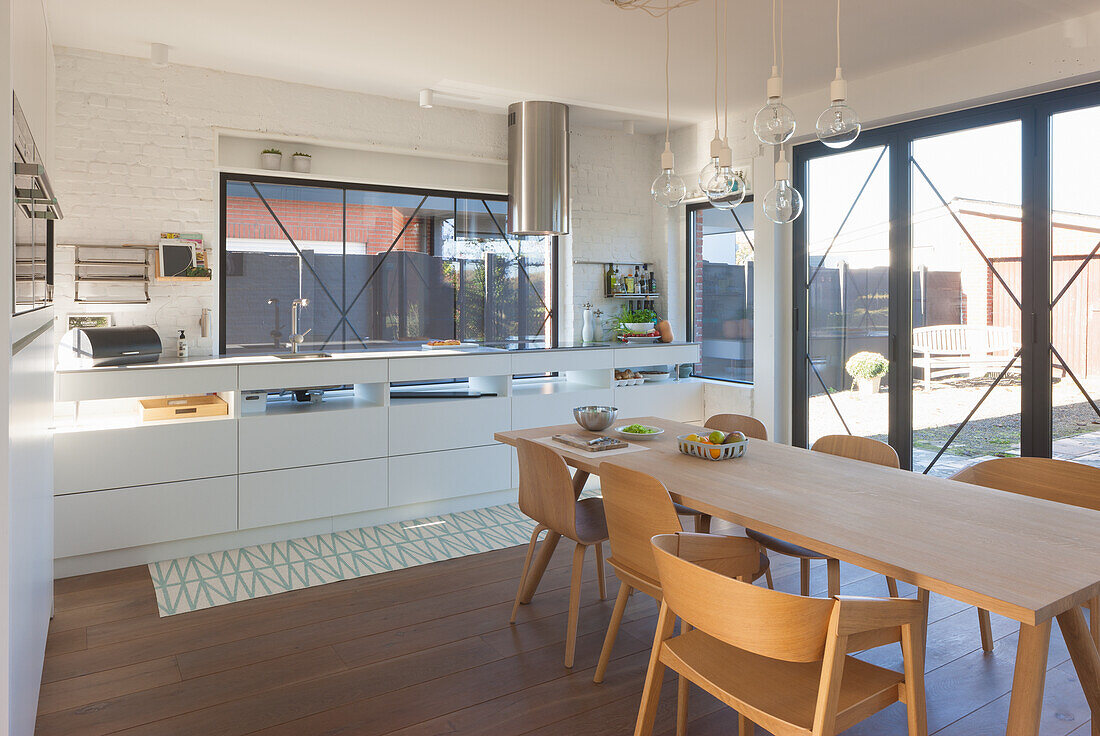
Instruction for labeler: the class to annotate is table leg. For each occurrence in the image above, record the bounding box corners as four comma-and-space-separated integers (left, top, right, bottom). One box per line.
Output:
1005, 620, 1052, 736
572, 469, 590, 500
1056, 606, 1100, 736
519, 531, 561, 604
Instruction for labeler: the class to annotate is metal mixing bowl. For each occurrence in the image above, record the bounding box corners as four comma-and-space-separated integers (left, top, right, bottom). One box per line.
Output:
573, 405, 618, 432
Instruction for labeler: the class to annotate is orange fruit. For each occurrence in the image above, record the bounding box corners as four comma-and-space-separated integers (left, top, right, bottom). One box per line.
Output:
709, 447, 721, 459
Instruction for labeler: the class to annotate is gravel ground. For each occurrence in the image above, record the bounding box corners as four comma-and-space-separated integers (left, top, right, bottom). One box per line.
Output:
809, 374, 1100, 458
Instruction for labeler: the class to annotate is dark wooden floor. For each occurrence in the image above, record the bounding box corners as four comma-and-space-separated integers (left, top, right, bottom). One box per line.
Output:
37, 523, 1093, 736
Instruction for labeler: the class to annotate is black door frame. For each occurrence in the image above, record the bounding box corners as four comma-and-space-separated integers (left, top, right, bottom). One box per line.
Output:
792, 81, 1100, 468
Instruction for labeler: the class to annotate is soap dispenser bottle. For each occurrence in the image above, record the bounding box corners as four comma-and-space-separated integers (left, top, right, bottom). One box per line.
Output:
177, 330, 189, 358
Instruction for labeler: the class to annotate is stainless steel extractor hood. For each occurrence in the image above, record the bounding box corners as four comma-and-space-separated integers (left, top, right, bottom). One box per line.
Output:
507, 101, 569, 236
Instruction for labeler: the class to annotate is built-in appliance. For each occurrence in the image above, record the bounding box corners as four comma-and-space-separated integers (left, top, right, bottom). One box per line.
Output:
58, 325, 163, 368
12, 93, 60, 313
507, 100, 569, 236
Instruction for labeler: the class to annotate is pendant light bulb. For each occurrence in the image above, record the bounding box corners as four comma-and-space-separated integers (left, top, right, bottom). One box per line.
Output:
753, 69, 796, 145
652, 142, 686, 208
763, 150, 803, 224
698, 132, 722, 190
704, 142, 746, 210
817, 0, 860, 148
815, 71, 861, 148
652, 0, 683, 208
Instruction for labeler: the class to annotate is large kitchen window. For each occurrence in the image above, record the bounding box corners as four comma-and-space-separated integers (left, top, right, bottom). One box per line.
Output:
219, 174, 556, 354
687, 199, 755, 383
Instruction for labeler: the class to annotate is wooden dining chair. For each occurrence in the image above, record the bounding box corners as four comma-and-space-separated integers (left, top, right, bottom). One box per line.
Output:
950, 457, 1100, 653
592, 462, 769, 693
509, 437, 609, 668
637, 532, 928, 736
747, 434, 901, 598
704, 413, 769, 442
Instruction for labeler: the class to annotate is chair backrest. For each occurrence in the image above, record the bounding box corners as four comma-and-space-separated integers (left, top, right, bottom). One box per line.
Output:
516, 438, 578, 536
598, 462, 684, 584
652, 533, 835, 662
950, 457, 1100, 511
812, 434, 899, 468
704, 413, 769, 441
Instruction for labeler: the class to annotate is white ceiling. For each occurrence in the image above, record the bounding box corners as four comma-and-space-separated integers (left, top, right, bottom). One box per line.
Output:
47, 0, 1097, 132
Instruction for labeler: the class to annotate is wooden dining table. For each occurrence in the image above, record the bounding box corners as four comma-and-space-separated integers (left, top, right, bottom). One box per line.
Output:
495, 416, 1100, 736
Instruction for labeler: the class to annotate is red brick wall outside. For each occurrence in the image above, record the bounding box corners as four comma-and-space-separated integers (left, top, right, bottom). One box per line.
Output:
225, 196, 425, 253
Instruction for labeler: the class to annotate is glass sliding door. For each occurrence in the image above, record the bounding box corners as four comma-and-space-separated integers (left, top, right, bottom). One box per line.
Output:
800, 144, 891, 448
1050, 103, 1100, 467
795, 82, 1100, 468
909, 121, 1023, 476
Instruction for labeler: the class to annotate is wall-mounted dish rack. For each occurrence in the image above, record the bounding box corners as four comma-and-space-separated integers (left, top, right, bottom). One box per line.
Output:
60, 243, 155, 304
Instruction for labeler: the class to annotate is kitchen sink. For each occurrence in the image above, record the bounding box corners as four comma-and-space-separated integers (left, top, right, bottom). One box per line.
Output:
273, 352, 332, 359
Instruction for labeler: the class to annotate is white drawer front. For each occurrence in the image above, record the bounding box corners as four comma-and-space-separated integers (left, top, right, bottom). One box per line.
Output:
55, 476, 237, 557
239, 459, 388, 529
54, 419, 238, 493
388, 445, 511, 506
238, 359, 387, 391
510, 388, 615, 431
510, 349, 612, 375
612, 381, 704, 424
239, 406, 387, 473
388, 397, 510, 455
388, 354, 510, 382
613, 344, 701, 368
57, 365, 238, 402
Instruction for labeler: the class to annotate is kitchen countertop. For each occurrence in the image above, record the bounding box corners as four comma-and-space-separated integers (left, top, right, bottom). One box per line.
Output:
57, 341, 699, 373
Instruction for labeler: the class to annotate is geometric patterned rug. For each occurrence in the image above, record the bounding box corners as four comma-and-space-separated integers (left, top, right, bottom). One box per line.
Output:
148, 502, 539, 617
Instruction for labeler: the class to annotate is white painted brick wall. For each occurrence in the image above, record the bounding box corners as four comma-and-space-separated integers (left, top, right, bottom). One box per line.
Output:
53, 47, 665, 353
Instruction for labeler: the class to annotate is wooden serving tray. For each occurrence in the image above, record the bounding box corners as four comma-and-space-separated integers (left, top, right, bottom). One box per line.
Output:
140, 394, 228, 421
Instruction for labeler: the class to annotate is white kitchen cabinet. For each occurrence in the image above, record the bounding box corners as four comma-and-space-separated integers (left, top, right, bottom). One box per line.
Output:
237, 358, 387, 391
388, 445, 511, 506
613, 380, 704, 424
388, 396, 510, 455
57, 365, 239, 402
238, 402, 387, 472
510, 383, 614, 431
388, 353, 510, 383
510, 348, 612, 375
614, 344, 701, 368
238, 458, 388, 529
55, 476, 238, 558
54, 418, 238, 493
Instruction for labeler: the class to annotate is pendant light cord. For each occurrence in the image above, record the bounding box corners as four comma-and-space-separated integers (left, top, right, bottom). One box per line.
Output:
713, 0, 719, 133
779, 0, 785, 75
665, 0, 671, 145
836, 0, 842, 69
770, 0, 777, 70
722, 0, 728, 140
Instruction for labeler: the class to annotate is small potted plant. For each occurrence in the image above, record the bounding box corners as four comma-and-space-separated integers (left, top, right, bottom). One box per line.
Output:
845, 351, 888, 396
260, 148, 282, 170
615, 306, 659, 342
291, 151, 312, 173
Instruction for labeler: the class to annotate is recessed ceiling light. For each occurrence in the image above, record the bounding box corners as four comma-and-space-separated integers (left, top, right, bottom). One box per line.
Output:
419, 89, 434, 109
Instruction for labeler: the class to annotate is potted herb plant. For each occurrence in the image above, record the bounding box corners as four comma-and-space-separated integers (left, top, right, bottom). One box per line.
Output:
291, 151, 312, 173
260, 148, 282, 170
845, 351, 888, 395
615, 306, 659, 341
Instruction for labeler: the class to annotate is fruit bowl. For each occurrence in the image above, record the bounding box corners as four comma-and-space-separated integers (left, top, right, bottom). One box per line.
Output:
677, 434, 748, 461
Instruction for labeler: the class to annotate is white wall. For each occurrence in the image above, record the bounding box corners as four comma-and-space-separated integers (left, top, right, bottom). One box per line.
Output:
5, 1, 56, 733
51, 47, 666, 354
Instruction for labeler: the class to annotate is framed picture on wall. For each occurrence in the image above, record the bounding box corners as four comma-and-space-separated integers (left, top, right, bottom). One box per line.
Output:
67, 314, 113, 330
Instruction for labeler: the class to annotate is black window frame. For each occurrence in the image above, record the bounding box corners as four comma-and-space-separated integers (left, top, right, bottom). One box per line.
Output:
686, 195, 756, 385
218, 171, 558, 355
791, 80, 1100, 466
